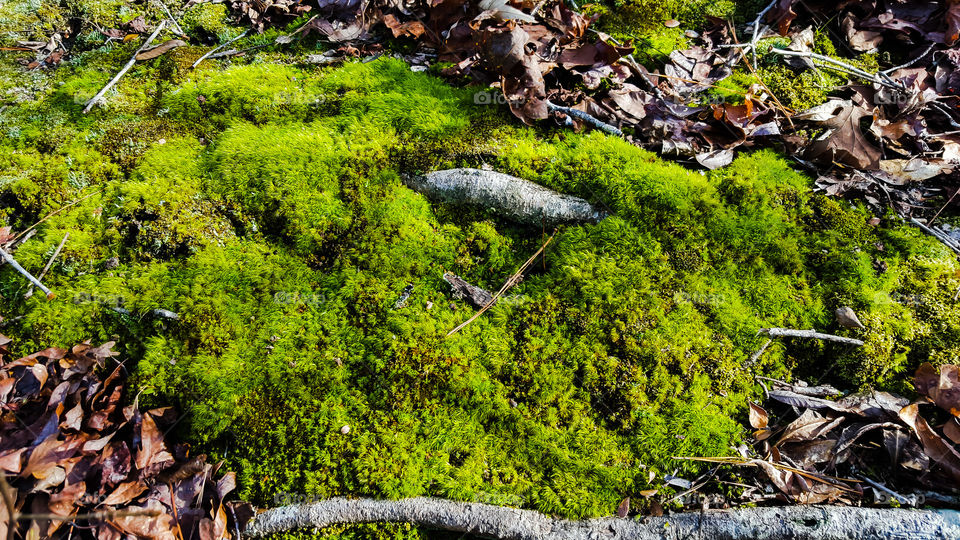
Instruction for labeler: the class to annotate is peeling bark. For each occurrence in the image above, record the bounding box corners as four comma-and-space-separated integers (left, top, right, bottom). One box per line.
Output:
246, 497, 960, 540
404, 169, 608, 227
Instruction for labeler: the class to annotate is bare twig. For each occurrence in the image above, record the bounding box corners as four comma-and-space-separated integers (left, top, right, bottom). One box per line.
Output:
929, 187, 960, 226
909, 218, 960, 256
767, 48, 903, 90
84, 21, 167, 113
192, 29, 248, 68
745, 338, 772, 367
857, 475, 915, 506
25, 233, 68, 299
758, 327, 864, 346
749, 0, 778, 70
153, 0, 185, 36
547, 102, 623, 137
882, 43, 936, 75
0, 247, 54, 298
12, 190, 101, 244
447, 231, 556, 336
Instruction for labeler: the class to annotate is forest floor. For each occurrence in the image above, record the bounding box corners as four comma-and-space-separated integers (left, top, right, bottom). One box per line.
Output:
2, 1, 960, 539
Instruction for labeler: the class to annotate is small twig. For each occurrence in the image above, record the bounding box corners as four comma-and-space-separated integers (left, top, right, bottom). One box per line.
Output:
759, 327, 864, 346
749, 0, 778, 70
153, 0, 185, 37
882, 43, 936, 75
767, 48, 902, 89
546, 102, 623, 137
12, 190, 101, 244
929, 186, 960, 226
25, 233, 68, 299
746, 338, 772, 367
192, 29, 249, 68
0, 247, 54, 298
857, 475, 913, 506
84, 21, 167, 113
447, 230, 556, 336
910, 218, 960, 256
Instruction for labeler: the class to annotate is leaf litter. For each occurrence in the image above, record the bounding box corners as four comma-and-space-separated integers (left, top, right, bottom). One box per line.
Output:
0, 336, 252, 539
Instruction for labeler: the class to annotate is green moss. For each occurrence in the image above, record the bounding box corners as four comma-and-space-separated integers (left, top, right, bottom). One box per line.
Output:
2, 52, 959, 533
182, 2, 230, 37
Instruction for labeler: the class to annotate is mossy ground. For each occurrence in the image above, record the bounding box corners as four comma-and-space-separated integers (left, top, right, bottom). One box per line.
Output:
2, 5, 960, 540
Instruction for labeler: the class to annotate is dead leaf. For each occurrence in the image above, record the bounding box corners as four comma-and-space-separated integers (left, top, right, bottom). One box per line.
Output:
899, 403, 960, 483
749, 402, 769, 429
616, 497, 629, 517
135, 40, 187, 61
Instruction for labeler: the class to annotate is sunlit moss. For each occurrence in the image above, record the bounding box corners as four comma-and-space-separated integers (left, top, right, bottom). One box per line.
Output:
1, 48, 959, 531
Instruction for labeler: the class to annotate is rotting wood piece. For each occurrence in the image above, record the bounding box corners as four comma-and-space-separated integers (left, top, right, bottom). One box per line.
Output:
443, 272, 493, 309
404, 169, 608, 227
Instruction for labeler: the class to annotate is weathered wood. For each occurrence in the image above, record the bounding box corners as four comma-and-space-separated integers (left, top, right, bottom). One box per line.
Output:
404, 169, 608, 227
245, 497, 960, 540
443, 272, 493, 308
759, 327, 864, 346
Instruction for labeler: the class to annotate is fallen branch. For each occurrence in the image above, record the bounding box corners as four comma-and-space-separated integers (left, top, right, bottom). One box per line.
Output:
759, 328, 864, 346
0, 247, 54, 298
83, 21, 167, 113
244, 496, 960, 539
404, 169, 608, 227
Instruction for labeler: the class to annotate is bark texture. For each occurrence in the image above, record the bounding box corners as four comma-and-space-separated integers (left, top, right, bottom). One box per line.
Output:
245, 497, 960, 540
404, 169, 608, 227
443, 272, 494, 308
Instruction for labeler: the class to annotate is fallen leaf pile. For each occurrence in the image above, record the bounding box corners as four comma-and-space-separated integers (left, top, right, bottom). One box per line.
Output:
720, 364, 960, 506
0, 336, 253, 539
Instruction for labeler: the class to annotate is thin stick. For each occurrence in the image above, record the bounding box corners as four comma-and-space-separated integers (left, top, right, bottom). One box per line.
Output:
767, 48, 902, 89
12, 190, 101, 244
746, 338, 772, 366
929, 187, 960, 226
153, 0, 185, 37
26, 233, 68, 298
546, 102, 623, 137
84, 21, 167, 113
882, 43, 936, 75
192, 29, 248, 68
910, 218, 960, 256
0, 247, 54, 298
759, 327, 864, 346
750, 0, 778, 70
447, 230, 556, 337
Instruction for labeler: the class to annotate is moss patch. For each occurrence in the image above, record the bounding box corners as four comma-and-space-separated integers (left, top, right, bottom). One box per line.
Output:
2, 43, 959, 537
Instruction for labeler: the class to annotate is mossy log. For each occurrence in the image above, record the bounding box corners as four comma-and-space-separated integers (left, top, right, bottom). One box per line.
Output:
245, 497, 960, 539
403, 169, 608, 227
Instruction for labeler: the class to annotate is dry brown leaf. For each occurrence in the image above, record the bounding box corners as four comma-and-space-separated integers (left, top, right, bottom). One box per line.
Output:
899, 403, 960, 483
749, 402, 769, 429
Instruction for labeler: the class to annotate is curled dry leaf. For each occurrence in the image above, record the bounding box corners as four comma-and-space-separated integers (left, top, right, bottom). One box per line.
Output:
748, 402, 769, 429
899, 403, 960, 484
